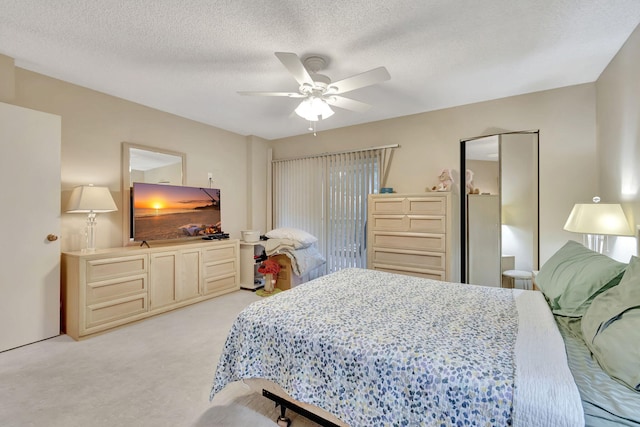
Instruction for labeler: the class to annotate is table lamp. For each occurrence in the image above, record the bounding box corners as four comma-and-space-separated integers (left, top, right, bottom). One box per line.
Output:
563, 196, 632, 253
66, 184, 118, 251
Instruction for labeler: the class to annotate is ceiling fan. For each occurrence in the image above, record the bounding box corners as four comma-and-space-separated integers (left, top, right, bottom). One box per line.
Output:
238, 52, 391, 123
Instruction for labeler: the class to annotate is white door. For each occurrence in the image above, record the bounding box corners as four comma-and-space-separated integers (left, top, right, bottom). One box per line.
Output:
0, 102, 61, 352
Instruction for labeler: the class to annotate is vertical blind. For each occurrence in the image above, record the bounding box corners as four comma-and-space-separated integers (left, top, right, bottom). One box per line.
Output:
272, 145, 397, 276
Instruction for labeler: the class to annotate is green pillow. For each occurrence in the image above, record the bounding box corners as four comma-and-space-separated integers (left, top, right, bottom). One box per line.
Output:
535, 240, 626, 317
581, 256, 640, 391
582, 255, 640, 338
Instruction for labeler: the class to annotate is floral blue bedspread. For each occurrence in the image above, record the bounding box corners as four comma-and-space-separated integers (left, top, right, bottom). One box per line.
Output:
211, 268, 518, 426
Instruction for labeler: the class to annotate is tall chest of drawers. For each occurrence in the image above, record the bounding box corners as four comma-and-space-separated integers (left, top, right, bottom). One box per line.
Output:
367, 193, 451, 281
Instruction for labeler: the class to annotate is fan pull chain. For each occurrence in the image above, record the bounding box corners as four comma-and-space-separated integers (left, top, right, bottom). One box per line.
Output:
308, 121, 318, 136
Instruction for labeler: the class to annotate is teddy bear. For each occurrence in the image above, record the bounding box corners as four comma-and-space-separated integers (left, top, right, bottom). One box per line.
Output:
431, 168, 453, 192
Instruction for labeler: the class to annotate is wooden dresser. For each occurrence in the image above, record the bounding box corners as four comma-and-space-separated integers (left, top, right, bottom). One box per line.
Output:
62, 239, 239, 340
367, 192, 451, 281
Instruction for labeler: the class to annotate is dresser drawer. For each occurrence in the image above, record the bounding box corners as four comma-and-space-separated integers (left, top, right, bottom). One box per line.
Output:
369, 197, 405, 214
86, 255, 147, 283
202, 244, 236, 263
86, 275, 147, 304
407, 215, 446, 233
203, 273, 237, 295
371, 248, 445, 270
85, 294, 148, 330
370, 214, 405, 230
407, 197, 446, 215
371, 231, 446, 252
372, 264, 446, 281
204, 259, 236, 278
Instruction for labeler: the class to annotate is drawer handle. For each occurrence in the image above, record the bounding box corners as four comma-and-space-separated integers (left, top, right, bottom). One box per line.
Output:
47, 234, 59, 242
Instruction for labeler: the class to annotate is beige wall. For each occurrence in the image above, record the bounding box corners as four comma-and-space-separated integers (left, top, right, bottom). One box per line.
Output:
271, 84, 598, 279
0, 54, 15, 102
597, 23, 640, 261
247, 135, 270, 235
3, 46, 621, 274
9, 67, 254, 251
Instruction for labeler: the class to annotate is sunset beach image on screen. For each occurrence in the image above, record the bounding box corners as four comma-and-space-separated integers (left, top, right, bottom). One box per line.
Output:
132, 182, 221, 241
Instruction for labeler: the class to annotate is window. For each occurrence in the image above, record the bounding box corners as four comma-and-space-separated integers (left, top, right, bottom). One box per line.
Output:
272, 146, 396, 276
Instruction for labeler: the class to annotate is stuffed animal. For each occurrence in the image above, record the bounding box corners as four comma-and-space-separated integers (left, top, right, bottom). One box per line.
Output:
431, 168, 453, 192
465, 169, 480, 194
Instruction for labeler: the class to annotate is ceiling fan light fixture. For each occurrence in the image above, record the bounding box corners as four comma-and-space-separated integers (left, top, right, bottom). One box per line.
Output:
295, 96, 334, 121
240, 52, 389, 125
326, 85, 338, 94
299, 82, 313, 94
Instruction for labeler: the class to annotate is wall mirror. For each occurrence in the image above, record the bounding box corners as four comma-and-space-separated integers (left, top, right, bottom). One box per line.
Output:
121, 142, 186, 243
460, 131, 539, 288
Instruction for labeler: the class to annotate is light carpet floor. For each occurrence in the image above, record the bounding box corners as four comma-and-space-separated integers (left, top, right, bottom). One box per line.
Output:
0, 290, 321, 427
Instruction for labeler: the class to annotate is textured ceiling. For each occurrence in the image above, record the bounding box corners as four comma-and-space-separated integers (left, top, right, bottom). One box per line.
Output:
1, 1, 640, 140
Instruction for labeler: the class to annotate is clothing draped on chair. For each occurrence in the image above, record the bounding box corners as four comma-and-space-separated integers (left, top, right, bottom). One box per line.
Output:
272, 144, 397, 275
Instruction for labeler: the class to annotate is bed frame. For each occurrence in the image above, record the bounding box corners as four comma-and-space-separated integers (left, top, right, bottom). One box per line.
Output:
244, 379, 347, 426
262, 389, 341, 427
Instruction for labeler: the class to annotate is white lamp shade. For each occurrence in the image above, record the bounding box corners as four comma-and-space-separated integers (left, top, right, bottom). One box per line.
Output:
563, 203, 632, 236
295, 97, 335, 121
66, 185, 118, 213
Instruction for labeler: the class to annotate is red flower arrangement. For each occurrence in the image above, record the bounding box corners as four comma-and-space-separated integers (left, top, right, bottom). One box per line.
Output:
257, 259, 281, 275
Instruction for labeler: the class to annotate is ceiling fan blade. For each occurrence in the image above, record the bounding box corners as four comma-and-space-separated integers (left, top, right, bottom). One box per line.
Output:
238, 91, 305, 98
327, 67, 390, 94
325, 96, 371, 113
275, 52, 314, 86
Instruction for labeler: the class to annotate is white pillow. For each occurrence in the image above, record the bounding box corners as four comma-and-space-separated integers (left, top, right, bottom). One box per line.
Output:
266, 227, 317, 247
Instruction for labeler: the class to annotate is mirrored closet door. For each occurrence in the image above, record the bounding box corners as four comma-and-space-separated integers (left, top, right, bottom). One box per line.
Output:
460, 131, 539, 287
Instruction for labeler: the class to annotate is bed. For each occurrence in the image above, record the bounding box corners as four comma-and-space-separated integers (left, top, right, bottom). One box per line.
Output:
211, 238, 640, 426
210, 267, 586, 426
556, 317, 640, 426
533, 240, 640, 427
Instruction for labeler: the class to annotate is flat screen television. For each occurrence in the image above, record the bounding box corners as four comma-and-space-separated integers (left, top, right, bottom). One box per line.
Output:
132, 182, 221, 242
